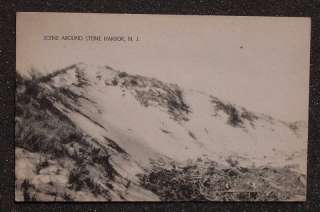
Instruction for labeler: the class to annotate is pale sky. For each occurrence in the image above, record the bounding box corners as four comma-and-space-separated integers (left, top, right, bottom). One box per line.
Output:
16, 12, 310, 122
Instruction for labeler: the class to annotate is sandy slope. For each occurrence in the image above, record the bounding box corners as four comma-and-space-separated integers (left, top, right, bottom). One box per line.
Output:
49, 63, 307, 172
15, 63, 308, 201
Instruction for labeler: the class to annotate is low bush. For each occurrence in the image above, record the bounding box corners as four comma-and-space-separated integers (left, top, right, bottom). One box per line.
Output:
140, 159, 306, 201
118, 72, 128, 78
211, 98, 243, 127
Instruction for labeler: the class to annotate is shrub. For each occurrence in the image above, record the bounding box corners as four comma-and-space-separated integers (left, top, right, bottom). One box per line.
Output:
211, 98, 243, 127
118, 72, 128, 78
139, 159, 306, 201
130, 79, 138, 86
68, 166, 89, 191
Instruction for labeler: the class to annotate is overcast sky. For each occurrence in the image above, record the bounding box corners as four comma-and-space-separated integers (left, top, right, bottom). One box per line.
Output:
17, 13, 310, 122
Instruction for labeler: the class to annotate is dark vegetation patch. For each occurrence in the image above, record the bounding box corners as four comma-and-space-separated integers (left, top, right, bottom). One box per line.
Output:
118, 71, 128, 78
139, 159, 306, 201
210, 96, 258, 128
241, 108, 258, 122
68, 162, 111, 199
166, 88, 190, 121
106, 70, 191, 122
134, 84, 190, 122
130, 79, 138, 86
15, 72, 125, 201
240, 108, 259, 127
74, 67, 91, 87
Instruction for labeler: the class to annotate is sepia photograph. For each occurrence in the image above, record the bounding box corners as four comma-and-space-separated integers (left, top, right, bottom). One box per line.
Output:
15, 12, 310, 201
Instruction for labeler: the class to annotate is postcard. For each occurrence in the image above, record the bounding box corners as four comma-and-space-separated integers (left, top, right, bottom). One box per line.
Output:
16, 12, 310, 201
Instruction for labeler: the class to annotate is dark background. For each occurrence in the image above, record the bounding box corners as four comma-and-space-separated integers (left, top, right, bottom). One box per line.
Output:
0, 0, 319, 211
